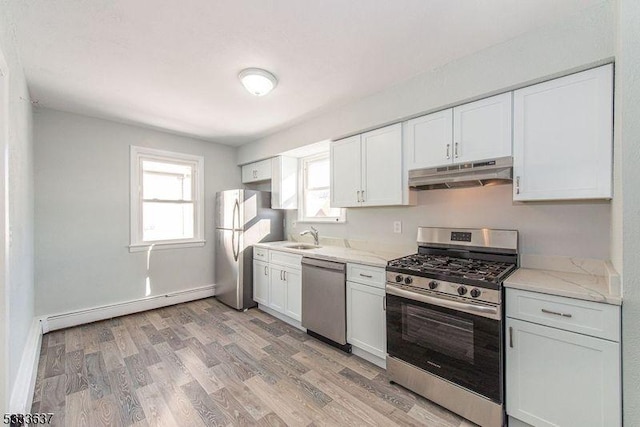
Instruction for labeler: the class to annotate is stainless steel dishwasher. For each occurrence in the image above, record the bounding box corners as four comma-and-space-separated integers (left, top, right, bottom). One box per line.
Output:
301, 257, 352, 353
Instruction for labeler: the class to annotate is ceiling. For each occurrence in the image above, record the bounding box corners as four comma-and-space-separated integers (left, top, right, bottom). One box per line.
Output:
9, 0, 603, 146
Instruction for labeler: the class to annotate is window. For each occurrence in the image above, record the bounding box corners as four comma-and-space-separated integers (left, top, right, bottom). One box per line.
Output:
130, 146, 204, 251
298, 153, 345, 222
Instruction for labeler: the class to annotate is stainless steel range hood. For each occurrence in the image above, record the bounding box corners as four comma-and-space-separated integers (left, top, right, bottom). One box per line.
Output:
408, 156, 513, 190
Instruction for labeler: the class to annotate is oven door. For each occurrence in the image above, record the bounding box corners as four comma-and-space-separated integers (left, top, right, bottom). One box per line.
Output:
386, 284, 502, 403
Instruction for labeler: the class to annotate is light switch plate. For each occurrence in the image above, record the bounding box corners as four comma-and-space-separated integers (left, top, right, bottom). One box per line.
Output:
393, 221, 402, 234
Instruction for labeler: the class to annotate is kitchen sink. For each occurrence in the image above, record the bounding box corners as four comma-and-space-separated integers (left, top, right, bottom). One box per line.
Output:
284, 244, 320, 250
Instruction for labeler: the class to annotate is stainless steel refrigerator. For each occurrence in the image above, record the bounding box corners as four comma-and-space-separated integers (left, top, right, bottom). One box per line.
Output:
214, 190, 284, 310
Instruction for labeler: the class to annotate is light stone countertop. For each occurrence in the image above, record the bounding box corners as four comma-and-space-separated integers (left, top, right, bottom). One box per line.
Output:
504, 264, 622, 306
253, 241, 410, 268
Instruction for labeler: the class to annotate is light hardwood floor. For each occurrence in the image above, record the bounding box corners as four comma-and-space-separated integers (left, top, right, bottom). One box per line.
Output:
31, 297, 477, 426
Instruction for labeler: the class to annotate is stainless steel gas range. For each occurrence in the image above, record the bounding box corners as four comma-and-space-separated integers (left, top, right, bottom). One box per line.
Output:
385, 227, 518, 427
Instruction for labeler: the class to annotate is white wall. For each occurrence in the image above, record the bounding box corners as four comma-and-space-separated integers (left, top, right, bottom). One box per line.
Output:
287, 185, 611, 259
33, 108, 240, 316
0, 4, 35, 414
615, 0, 640, 424
237, 1, 614, 165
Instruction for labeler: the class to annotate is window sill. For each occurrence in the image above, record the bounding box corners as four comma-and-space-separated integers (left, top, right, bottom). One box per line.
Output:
129, 240, 206, 253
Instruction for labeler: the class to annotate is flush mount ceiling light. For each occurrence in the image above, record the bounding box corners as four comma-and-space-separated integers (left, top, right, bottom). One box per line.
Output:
238, 68, 278, 96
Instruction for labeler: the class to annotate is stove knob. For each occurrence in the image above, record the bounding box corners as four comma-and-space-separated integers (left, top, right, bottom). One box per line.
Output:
457, 286, 467, 296
395, 275, 403, 283
470, 288, 482, 298
428, 280, 439, 290
404, 276, 413, 285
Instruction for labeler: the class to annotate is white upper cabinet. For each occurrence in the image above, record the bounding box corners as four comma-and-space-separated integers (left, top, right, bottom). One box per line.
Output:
331, 123, 408, 208
242, 158, 272, 183
242, 156, 298, 209
403, 93, 512, 171
453, 92, 512, 163
330, 134, 362, 207
271, 156, 298, 209
513, 64, 613, 201
404, 109, 453, 170
361, 124, 403, 206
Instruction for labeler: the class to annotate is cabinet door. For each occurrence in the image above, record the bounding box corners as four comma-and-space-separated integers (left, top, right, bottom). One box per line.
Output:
361, 123, 403, 206
271, 156, 298, 209
242, 159, 273, 183
330, 135, 362, 207
506, 318, 620, 427
283, 268, 302, 321
269, 266, 286, 313
253, 260, 269, 305
346, 281, 386, 359
513, 65, 613, 201
404, 109, 453, 170
241, 164, 256, 183
453, 92, 512, 163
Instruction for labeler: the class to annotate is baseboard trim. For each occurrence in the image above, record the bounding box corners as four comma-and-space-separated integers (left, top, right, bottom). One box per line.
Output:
9, 318, 42, 414
257, 304, 306, 332
42, 284, 216, 333
352, 346, 386, 369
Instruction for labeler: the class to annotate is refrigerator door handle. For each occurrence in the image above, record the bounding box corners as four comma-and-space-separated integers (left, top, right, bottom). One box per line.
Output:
232, 198, 239, 231
231, 230, 238, 261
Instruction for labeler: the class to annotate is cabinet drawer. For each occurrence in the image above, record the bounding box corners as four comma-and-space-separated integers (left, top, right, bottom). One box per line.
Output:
269, 250, 302, 269
506, 289, 620, 341
347, 264, 385, 288
253, 247, 268, 261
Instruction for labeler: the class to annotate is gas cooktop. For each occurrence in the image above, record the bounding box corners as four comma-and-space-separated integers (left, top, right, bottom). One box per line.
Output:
387, 253, 517, 287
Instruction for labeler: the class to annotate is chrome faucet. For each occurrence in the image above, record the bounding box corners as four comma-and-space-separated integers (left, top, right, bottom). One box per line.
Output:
300, 226, 319, 246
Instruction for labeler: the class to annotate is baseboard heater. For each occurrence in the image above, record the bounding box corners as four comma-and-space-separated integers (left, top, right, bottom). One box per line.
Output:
42, 285, 215, 332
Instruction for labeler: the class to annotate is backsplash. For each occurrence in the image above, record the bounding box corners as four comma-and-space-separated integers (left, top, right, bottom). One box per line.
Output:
286, 184, 611, 260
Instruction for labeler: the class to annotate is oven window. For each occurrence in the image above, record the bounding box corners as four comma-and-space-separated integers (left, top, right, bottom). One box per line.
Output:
386, 293, 502, 403
402, 305, 474, 364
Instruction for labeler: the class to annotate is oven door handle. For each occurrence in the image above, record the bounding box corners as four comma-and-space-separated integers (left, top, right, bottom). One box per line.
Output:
385, 284, 501, 321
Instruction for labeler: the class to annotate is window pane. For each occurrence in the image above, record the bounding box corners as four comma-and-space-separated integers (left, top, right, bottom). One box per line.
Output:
306, 158, 330, 189
305, 189, 341, 219
143, 202, 194, 241
142, 160, 193, 201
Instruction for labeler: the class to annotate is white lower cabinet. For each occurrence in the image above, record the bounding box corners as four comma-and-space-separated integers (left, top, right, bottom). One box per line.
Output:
346, 281, 386, 359
268, 265, 302, 320
253, 248, 302, 324
283, 268, 302, 321
346, 263, 387, 366
506, 289, 621, 427
269, 266, 287, 312
253, 260, 269, 305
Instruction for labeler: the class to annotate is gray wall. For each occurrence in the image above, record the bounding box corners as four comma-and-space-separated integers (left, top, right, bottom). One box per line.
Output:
34, 108, 241, 316
237, 1, 614, 165
287, 185, 611, 259
615, 0, 640, 424
0, 3, 34, 413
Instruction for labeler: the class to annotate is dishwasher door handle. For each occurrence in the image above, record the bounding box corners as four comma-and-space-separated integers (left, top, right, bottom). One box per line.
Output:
301, 257, 346, 272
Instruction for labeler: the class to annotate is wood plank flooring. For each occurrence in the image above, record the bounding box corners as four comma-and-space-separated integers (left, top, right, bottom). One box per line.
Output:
32, 298, 476, 426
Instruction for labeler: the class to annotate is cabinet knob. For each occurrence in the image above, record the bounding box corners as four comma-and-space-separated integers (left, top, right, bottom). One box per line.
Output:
516, 176, 521, 195
446, 143, 451, 159
454, 142, 459, 158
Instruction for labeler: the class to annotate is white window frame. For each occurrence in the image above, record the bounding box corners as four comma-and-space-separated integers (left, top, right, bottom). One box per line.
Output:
297, 152, 346, 223
129, 146, 205, 252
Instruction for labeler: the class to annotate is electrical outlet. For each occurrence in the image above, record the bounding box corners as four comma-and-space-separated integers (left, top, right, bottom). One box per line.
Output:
393, 221, 402, 234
